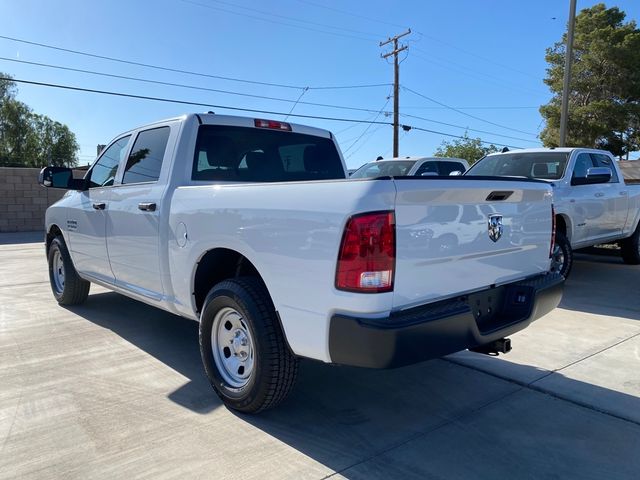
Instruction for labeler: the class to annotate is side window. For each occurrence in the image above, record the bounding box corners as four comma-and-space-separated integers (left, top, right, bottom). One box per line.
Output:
591, 153, 619, 183
438, 161, 465, 175
122, 127, 170, 184
415, 161, 439, 176
87, 136, 130, 188
572, 153, 595, 181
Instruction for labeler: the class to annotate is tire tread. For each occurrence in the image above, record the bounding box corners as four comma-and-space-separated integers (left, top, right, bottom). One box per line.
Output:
48, 236, 90, 305
200, 277, 298, 413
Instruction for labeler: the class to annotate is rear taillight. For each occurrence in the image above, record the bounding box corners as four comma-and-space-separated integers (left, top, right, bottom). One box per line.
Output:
550, 204, 556, 258
336, 211, 395, 293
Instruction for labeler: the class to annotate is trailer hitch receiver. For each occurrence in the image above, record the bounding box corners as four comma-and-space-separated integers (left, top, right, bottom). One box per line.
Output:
470, 338, 512, 356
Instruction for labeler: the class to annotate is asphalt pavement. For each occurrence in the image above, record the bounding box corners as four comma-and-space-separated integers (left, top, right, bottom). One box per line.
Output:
1, 232, 639, 479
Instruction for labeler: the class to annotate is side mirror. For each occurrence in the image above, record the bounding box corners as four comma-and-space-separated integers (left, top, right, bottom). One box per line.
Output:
449, 170, 463, 176
571, 167, 612, 186
38, 167, 87, 190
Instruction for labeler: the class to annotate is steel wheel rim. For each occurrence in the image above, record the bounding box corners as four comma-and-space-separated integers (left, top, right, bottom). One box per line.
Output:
211, 307, 255, 388
52, 249, 65, 293
550, 244, 565, 274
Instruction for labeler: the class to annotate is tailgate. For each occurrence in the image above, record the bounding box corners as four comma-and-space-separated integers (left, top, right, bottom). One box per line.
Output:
392, 178, 553, 309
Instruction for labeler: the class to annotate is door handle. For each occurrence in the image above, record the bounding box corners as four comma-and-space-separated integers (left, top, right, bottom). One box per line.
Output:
620, 191, 628, 196
594, 192, 605, 198
92, 202, 106, 210
138, 202, 157, 212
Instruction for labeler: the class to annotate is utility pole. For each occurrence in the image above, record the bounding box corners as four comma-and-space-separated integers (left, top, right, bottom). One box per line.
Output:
380, 29, 411, 158
559, 0, 577, 147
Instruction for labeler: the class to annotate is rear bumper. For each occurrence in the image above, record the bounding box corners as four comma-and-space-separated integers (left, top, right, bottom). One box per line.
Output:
328, 272, 564, 368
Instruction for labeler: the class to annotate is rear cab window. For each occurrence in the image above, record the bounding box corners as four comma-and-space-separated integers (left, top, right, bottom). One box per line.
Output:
192, 125, 345, 182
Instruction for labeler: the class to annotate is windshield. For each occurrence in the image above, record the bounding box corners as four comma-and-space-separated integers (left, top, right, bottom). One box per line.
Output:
350, 160, 416, 178
466, 152, 570, 180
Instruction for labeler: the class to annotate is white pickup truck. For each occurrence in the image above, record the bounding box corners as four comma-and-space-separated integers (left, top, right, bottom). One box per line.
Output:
466, 148, 640, 277
39, 113, 563, 413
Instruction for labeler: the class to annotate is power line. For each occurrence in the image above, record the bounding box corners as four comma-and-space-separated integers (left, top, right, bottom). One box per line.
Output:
292, 2, 540, 82
402, 105, 539, 110
0, 56, 538, 144
1, 76, 525, 149
409, 125, 516, 148
344, 96, 391, 156
402, 86, 539, 137
1, 76, 393, 125
0, 56, 391, 114
0, 35, 390, 91
182, 0, 380, 40
178, 0, 375, 42
411, 39, 539, 81
345, 124, 389, 159
283, 87, 309, 121
410, 51, 548, 98
399, 112, 539, 143
341, 123, 387, 147
295, 0, 409, 30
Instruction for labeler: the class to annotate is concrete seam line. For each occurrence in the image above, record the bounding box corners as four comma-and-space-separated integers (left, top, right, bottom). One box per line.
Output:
320, 381, 523, 479
444, 350, 640, 428
539, 330, 640, 379
0, 281, 50, 288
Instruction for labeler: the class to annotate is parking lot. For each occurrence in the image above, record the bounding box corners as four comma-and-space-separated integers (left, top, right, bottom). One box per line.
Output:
1, 232, 639, 479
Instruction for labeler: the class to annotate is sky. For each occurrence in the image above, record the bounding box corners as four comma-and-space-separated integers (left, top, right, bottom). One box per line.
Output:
1, 0, 639, 168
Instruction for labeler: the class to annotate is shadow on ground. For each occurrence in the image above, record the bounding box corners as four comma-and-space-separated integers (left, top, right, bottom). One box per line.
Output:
560, 252, 640, 321
67, 280, 640, 478
0, 231, 43, 245
68, 291, 222, 414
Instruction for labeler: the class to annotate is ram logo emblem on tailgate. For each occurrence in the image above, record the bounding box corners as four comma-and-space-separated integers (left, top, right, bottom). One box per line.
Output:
488, 214, 503, 242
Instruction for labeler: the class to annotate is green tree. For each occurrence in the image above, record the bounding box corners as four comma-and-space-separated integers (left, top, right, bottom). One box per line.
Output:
434, 131, 498, 164
0, 74, 79, 167
540, 4, 640, 158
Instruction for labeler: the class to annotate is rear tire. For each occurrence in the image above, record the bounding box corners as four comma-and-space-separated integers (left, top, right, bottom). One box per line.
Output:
621, 226, 640, 265
199, 277, 298, 413
551, 232, 573, 278
47, 236, 90, 305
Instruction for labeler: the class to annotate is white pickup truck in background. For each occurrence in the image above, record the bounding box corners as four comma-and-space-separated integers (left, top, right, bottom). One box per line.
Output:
39, 113, 563, 413
466, 148, 640, 277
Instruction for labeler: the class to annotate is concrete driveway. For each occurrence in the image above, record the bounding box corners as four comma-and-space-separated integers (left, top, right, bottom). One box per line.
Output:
1, 233, 639, 479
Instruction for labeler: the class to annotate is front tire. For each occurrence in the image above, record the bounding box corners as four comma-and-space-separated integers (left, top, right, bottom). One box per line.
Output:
47, 236, 90, 305
199, 277, 298, 413
551, 232, 573, 278
621, 226, 640, 265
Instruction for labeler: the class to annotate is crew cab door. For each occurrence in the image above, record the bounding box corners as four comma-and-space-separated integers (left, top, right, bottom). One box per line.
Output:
106, 126, 173, 299
590, 153, 627, 237
66, 135, 131, 283
567, 153, 608, 244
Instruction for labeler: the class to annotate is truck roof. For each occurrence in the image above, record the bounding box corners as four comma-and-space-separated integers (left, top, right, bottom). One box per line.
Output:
122, 113, 334, 139
375, 156, 467, 163
486, 147, 611, 156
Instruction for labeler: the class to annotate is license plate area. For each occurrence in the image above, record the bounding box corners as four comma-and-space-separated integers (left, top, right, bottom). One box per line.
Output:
468, 284, 534, 334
